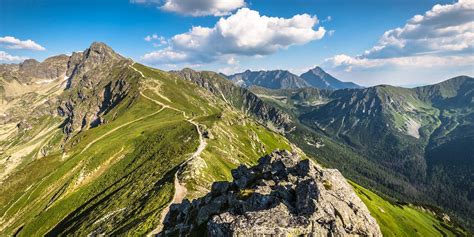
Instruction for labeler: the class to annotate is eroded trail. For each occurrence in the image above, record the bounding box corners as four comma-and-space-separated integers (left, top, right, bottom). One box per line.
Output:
129, 64, 208, 236
151, 120, 206, 236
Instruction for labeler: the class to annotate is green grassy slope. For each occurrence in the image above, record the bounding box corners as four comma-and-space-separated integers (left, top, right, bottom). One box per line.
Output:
1, 58, 468, 236
0, 63, 295, 236
350, 181, 467, 237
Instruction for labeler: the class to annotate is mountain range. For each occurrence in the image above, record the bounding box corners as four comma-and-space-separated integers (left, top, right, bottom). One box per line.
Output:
226, 66, 362, 90
251, 76, 474, 230
0, 42, 470, 236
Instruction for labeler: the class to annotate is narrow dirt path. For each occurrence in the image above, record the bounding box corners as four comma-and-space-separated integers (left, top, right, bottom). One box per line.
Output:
150, 119, 207, 236
129, 64, 208, 236
78, 64, 180, 156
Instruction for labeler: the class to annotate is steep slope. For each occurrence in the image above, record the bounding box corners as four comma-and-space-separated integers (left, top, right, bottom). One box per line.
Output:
227, 70, 309, 89
0, 54, 72, 183
0, 43, 466, 236
171, 68, 295, 133
0, 43, 299, 236
350, 181, 467, 237
249, 86, 332, 115
300, 66, 361, 89
168, 69, 469, 235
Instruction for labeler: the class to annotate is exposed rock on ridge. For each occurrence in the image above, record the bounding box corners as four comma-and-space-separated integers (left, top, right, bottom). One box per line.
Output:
57, 42, 136, 136
160, 150, 382, 236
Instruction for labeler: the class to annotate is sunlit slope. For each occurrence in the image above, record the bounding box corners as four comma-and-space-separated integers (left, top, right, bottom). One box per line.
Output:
350, 181, 467, 237
0, 64, 294, 236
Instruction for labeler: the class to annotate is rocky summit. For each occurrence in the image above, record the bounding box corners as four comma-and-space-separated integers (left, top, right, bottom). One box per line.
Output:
160, 150, 382, 236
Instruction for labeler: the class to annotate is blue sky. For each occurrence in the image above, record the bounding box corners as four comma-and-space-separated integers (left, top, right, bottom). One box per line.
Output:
0, 0, 472, 86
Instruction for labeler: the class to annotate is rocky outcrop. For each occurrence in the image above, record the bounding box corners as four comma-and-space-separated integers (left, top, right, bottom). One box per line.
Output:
57, 42, 136, 136
172, 69, 295, 133
0, 54, 71, 126
0, 55, 70, 84
1, 42, 139, 137
160, 150, 382, 237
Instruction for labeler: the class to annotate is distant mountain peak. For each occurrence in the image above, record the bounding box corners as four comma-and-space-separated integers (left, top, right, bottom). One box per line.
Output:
300, 66, 361, 90
309, 66, 325, 73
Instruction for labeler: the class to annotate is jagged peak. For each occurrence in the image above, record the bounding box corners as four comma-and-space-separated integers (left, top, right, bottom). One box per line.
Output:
88, 41, 113, 52
19, 58, 39, 67
180, 67, 197, 73
309, 65, 325, 73
302, 66, 329, 78
83, 41, 124, 62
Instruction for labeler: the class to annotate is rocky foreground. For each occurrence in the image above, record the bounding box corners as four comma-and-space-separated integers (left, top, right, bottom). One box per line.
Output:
160, 150, 382, 236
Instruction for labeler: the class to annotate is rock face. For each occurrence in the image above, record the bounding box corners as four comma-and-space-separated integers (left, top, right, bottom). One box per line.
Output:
160, 150, 382, 236
57, 42, 136, 136
1, 55, 70, 84
0, 42, 136, 136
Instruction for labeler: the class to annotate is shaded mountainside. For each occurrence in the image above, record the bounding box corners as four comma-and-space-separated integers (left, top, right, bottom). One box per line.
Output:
0, 42, 467, 236
254, 76, 474, 230
300, 66, 362, 90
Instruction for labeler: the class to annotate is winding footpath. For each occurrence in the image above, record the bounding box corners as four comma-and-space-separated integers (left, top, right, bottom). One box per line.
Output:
129, 64, 208, 236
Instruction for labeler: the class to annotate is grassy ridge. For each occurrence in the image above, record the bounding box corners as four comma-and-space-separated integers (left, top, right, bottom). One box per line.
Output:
0, 65, 297, 236
2, 62, 466, 236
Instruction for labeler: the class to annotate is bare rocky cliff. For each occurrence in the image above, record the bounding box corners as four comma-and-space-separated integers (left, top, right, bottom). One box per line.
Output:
57, 42, 137, 136
160, 150, 382, 236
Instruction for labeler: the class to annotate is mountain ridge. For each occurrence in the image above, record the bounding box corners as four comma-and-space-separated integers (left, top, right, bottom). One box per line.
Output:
227, 69, 310, 89
0, 42, 468, 236
226, 66, 361, 90
252, 75, 474, 230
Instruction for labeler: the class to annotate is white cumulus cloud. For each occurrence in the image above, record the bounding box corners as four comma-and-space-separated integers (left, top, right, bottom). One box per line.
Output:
142, 8, 326, 65
325, 0, 474, 71
144, 34, 168, 47
162, 0, 245, 16
0, 36, 45, 51
0, 51, 29, 62
131, 0, 245, 16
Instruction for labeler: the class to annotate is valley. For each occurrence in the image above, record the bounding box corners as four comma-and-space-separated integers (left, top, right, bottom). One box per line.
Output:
250, 75, 474, 231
